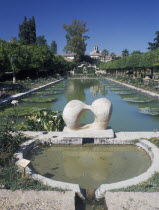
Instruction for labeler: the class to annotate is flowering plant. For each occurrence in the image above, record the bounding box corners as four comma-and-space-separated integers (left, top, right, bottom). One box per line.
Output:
19, 109, 65, 131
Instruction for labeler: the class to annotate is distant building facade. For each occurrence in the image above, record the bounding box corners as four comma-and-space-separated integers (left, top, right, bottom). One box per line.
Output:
90, 46, 122, 62
58, 46, 122, 62
57, 53, 76, 61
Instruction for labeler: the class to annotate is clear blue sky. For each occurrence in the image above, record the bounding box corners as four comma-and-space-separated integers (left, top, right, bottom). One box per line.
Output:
0, 0, 159, 55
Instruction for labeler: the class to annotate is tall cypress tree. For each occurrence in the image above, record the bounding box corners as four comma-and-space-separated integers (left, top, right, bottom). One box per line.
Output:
19, 16, 29, 44
29, 16, 36, 44
19, 16, 36, 45
50, 41, 57, 54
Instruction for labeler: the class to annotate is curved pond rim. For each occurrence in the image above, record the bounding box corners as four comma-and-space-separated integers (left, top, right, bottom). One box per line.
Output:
25, 144, 151, 190
14, 134, 159, 200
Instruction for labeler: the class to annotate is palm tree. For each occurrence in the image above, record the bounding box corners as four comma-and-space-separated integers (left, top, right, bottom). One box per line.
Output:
122, 49, 129, 57
110, 52, 116, 60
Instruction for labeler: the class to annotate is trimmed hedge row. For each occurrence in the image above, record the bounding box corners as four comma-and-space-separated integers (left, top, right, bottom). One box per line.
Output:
98, 49, 159, 77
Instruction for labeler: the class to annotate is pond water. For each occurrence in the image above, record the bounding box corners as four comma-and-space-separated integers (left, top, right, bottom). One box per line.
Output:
26, 145, 151, 189
1, 78, 159, 131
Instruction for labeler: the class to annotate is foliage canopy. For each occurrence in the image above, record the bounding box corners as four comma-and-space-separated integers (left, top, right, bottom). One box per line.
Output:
63, 20, 89, 62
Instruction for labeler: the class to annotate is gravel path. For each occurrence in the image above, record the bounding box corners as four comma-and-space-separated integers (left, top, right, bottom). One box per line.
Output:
0, 190, 75, 210
105, 192, 159, 210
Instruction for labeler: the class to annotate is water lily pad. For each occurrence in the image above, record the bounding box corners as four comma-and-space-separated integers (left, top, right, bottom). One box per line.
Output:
109, 88, 125, 91
139, 107, 159, 115
124, 97, 154, 103
113, 90, 133, 95
21, 97, 56, 103
43, 92, 63, 96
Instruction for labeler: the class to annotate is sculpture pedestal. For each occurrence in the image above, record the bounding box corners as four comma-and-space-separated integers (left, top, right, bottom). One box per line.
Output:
62, 128, 114, 139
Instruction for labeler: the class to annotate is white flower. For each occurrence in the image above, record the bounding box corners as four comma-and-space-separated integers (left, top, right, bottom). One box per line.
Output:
11, 100, 19, 105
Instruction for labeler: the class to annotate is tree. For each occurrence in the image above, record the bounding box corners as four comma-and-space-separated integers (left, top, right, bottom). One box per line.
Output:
19, 16, 36, 45
0, 40, 10, 78
29, 16, 36, 44
122, 49, 129, 57
101, 49, 109, 62
110, 52, 116, 60
29, 45, 52, 76
9, 37, 18, 43
148, 31, 159, 51
50, 41, 57, 54
36, 35, 47, 45
131, 50, 142, 55
63, 20, 89, 62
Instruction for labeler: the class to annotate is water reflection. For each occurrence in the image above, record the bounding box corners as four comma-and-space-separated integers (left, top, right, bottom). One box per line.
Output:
67, 79, 107, 102
27, 145, 151, 189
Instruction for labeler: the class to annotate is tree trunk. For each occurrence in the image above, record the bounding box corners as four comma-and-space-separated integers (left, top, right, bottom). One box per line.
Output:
151, 67, 154, 79
13, 70, 16, 84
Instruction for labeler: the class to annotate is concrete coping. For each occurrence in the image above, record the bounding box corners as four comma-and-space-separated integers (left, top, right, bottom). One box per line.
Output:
0, 78, 64, 106
15, 131, 159, 200
106, 78, 159, 99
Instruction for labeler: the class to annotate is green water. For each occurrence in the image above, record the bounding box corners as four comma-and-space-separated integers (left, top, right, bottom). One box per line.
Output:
1, 78, 159, 131
27, 145, 151, 189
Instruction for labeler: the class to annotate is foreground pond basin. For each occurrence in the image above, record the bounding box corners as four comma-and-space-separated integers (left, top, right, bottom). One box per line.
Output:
27, 145, 151, 189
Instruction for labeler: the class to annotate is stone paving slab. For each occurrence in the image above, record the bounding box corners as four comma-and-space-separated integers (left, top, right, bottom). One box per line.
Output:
114, 131, 159, 141
22, 131, 159, 143
62, 128, 114, 138
105, 192, 159, 210
0, 190, 75, 210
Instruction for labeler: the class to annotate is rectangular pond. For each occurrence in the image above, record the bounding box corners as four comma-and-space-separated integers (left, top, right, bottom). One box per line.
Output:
1, 78, 159, 132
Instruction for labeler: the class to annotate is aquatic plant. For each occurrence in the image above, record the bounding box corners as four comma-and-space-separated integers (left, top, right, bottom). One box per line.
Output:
139, 107, 159, 115
124, 97, 154, 103
113, 90, 133, 95
19, 109, 65, 131
21, 97, 56, 103
0, 106, 45, 117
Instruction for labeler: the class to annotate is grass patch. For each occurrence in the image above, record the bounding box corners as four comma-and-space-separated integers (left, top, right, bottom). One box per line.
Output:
0, 165, 63, 191
111, 173, 159, 192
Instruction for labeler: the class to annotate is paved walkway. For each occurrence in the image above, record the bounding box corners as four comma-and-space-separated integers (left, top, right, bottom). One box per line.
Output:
105, 192, 159, 210
0, 190, 75, 210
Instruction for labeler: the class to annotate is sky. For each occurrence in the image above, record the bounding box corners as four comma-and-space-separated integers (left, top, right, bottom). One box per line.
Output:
0, 0, 159, 55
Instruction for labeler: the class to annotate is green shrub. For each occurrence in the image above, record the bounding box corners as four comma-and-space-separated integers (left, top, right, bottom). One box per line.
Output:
0, 121, 26, 166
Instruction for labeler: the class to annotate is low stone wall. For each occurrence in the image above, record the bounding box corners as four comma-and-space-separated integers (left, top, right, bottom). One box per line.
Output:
0, 78, 64, 105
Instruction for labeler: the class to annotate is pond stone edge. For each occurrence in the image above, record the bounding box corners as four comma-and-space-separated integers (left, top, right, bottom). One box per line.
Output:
0, 78, 65, 105
14, 131, 159, 200
106, 78, 159, 98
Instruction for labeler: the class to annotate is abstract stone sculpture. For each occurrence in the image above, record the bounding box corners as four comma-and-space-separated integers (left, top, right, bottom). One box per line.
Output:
63, 98, 112, 131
